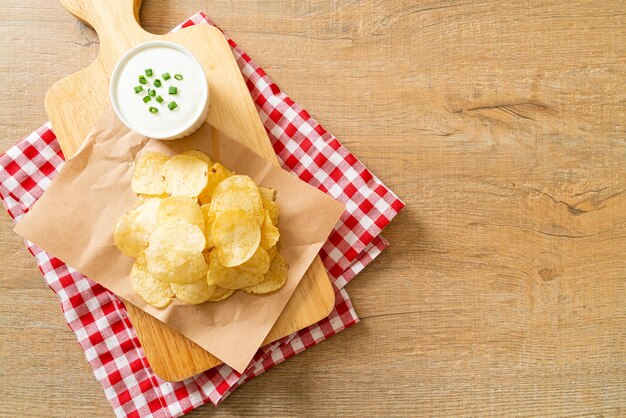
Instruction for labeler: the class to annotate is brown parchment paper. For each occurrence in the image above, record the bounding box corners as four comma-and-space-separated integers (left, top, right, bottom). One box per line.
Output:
14, 109, 344, 373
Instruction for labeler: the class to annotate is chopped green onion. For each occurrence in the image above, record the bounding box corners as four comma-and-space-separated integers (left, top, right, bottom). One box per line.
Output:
174, 74, 183, 80
149, 107, 158, 113
162, 72, 171, 80
145, 68, 153, 77
143, 95, 152, 103
168, 86, 177, 95
153, 79, 162, 87
148, 89, 156, 97
134, 85, 143, 94
155, 95, 164, 103
138, 75, 147, 84
168, 101, 178, 110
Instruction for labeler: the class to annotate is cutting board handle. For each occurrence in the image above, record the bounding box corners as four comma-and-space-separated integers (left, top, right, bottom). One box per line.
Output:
60, 0, 143, 38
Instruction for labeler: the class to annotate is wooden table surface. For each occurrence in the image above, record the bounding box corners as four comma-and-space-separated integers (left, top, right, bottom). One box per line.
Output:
1, 1, 625, 416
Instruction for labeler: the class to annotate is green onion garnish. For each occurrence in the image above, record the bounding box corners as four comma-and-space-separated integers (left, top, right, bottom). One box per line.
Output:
134, 86, 143, 93
168, 101, 178, 110
156, 95, 164, 103
149, 107, 158, 113
168, 86, 177, 95
162, 72, 171, 80
143, 96, 152, 103
145, 68, 153, 77
153, 79, 162, 87
138, 75, 147, 84
148, 89, 156, 97
174, 74, 183, 80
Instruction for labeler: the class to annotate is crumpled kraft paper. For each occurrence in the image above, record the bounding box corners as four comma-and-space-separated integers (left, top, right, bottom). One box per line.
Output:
14, 109, 344, 373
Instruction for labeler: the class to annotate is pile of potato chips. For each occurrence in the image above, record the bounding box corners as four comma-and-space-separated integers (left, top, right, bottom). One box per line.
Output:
113, 150, 289, 308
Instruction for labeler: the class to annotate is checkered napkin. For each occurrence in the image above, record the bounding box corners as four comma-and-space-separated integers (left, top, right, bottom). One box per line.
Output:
0, 13, 403, 417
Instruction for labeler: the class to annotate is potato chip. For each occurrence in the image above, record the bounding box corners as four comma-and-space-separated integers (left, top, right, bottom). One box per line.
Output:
258, 187, 276, 202
131, 152, 169, 196
182, 150, 213, 166
171, 279, 216, 304
135, 195, 167, 208
148, 220, 206, 254
145, 221, 208, 283
198, 163, 234, 205
133, 195, 148, 208
262, 198, 280, 226
163, 154, 209, 198
209, 175, 264, 225
146, 249, 208, 284
207, 247, 270, 289
130, 253, 174, 308
260, 209, 280, 249
200, 203, 211, 220
266, 246, 278, 261
211, 209, 261, 267
208, 286, 235, 302
114, 214, 143, 257
134, 197, 161, 228
120, 150, 287, 305
200, 203, 215, 247
113, 198, 160, 257
242, 252, 289, 295
157, 196, 204, 231
258, 186, 279, 225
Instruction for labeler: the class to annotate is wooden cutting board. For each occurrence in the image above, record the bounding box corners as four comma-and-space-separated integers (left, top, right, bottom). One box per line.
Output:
45, 0, 335, 381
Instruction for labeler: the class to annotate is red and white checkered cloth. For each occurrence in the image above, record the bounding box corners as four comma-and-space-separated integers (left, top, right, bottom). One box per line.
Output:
0, 13, 403, 417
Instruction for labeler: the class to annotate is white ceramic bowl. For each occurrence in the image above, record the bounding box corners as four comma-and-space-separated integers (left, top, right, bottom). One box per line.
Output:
110, 41, 210, 140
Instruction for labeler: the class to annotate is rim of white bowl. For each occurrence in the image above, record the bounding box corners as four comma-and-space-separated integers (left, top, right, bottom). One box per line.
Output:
109, 40, 209, 140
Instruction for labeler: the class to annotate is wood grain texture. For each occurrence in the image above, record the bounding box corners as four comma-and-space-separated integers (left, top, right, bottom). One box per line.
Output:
1, 0, 625, 416
43, 0, 335, 381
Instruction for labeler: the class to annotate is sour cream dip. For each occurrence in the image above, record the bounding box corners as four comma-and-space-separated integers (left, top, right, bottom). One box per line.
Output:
110, 41, 209, 140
